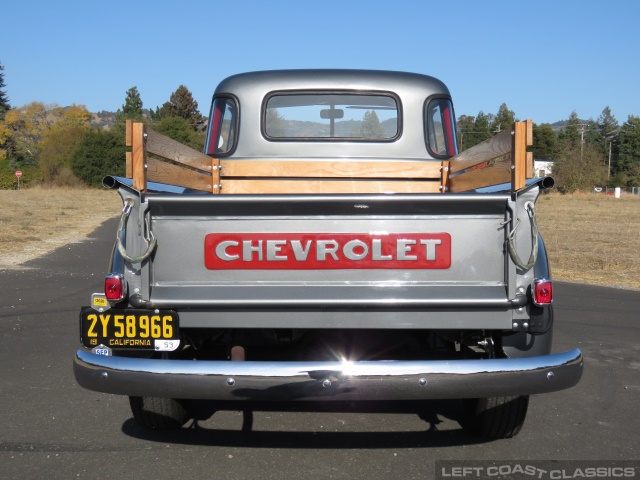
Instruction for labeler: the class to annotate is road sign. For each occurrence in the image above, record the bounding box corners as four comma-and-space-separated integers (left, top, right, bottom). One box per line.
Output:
15, 171, 22, 177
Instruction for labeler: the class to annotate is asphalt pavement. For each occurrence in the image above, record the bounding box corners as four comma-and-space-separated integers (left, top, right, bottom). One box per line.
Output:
1, 217, 639, 480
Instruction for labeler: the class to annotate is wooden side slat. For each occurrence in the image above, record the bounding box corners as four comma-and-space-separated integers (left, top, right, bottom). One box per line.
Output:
146, 128, 212, 171
132, 122, 147, 191
221, 179, 442, 195
448, 157, 512, 193
448, 129, 513, 173
219, 159, 443, 179
126, 152, 132, 178
211, 157, 221, 194
441, 161, 450, 192
147, 158, 212, 192
125, 120, 133, 147
526, 152, 534, 179
512, 121, 527, 191
526, 119, 534, 178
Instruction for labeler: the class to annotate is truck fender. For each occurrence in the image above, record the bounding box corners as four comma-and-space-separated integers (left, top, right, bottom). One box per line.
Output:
502, 233, 553, 358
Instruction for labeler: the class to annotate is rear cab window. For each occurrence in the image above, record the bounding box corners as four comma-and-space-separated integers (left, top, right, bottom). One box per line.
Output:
426, 97, 458, 157
205, 96, 238, 156
263, 92, 400, 141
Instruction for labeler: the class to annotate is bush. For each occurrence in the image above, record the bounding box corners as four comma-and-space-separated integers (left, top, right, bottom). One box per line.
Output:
71, 129, 126, 187
153, 116, 205, 151
0, 158, 43, 189
552, 142, 607, 193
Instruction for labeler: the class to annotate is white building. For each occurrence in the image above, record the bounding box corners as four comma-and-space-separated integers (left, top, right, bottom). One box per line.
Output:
534, 159, 553, 178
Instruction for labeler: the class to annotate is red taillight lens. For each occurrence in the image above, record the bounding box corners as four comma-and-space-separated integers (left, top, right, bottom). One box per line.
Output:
105, 273, 125, 302
533, 278, 553, 306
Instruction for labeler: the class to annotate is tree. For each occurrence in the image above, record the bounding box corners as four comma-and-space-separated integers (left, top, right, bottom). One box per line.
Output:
1, 102, 90, 167
532, 123, 557, 160
614, 115, 640, 184
0, 61, 10, 121
552, 141, 607, 193
457, 114, 475, 151
153, 116, 205, 151
596, 106, 619, 142
589, 107, 619, 171
151, 85, 203, 129
463, 111, 494, 149
582, 118, 601, 150
71, 129, 125, 186
39, 125, 87, 182
492, 103, 516, 133
360, 110, 385, 138
0, 120, 13, 161
265, 108, 286, 137
114, 86, 144, 129
557, 111, 582, 147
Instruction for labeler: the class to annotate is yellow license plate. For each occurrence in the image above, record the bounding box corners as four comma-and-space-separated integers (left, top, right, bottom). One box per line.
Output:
80, 307, 179, 350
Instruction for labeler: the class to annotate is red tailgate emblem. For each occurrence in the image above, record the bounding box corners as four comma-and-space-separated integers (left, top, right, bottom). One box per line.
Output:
205, 233, 451, 270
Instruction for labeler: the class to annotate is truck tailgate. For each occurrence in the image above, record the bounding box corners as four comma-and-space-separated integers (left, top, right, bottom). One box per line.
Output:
143, 193, 516, 311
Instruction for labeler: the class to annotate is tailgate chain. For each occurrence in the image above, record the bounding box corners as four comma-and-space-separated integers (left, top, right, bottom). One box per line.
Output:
504, 201, 538, 271
117, 198, 157, 264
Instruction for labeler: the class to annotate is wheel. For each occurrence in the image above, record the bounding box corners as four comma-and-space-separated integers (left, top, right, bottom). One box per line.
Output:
129, 396, 191, 430
460, 395, 529, 439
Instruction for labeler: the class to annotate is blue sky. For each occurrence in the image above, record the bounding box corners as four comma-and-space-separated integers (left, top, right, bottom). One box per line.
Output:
2, 0, 638, 125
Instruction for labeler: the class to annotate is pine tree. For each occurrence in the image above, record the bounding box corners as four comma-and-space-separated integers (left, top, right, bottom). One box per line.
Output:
114, 86, 144, 128
0, 61, 11, 121
557, 111, 582, 147
532, 123, 557, 160
464, 111, 493, 148
71, 129, 125, 186
492, 103, 516, 133
457, 114, 475, 150
152, 85, 203, 129
614, 116, 640, 180
360, 110, 385, 138
593, 106, 619, 165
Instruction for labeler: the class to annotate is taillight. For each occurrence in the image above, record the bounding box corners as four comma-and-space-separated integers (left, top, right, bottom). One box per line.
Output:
533, 278, 553, 306
105, 273, 126, 302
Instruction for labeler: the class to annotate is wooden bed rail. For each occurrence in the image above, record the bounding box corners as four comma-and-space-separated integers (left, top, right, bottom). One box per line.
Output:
448, 119, 534, 192
125, 119, 534, 194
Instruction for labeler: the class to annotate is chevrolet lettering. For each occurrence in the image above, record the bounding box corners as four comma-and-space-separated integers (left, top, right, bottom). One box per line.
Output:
74, 69, 582, 439
205, 233, 451, 269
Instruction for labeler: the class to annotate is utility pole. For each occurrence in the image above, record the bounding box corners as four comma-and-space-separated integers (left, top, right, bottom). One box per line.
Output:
608, 139, 612, 180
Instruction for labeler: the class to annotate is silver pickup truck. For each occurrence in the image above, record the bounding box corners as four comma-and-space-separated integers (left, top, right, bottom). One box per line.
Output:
74, 70, 583, 439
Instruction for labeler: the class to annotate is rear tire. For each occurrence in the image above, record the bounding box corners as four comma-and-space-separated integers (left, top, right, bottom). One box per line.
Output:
129, 396, 191, 430
460, 395, 529, 439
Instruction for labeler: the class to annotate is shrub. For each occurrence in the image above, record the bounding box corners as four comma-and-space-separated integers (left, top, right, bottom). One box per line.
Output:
0, 158, 43, 189
71, 129, 125, 187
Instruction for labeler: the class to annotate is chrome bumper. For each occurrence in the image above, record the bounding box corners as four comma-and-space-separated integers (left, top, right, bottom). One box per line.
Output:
74, 349, 583, 401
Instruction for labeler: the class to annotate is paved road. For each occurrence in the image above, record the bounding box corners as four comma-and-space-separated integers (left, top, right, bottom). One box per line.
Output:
1, 218, 639, 480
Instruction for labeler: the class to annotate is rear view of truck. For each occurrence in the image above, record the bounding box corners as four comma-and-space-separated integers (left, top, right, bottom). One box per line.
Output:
74, 70, 582, 439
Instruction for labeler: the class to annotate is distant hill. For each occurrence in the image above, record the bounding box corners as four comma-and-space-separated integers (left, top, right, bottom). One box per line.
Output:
90, 111, 116, 130
88, 109, 152, 130
550, 119, 589, 132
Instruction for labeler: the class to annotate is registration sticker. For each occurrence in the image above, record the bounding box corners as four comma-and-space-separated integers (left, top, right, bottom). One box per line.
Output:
92, 345, 111, 356
155, 339, 180, 352
91, 293, 110, 312
93, 297, 108, 308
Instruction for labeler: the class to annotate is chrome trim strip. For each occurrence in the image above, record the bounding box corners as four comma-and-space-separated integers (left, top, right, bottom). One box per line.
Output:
74, 349, 583, 401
